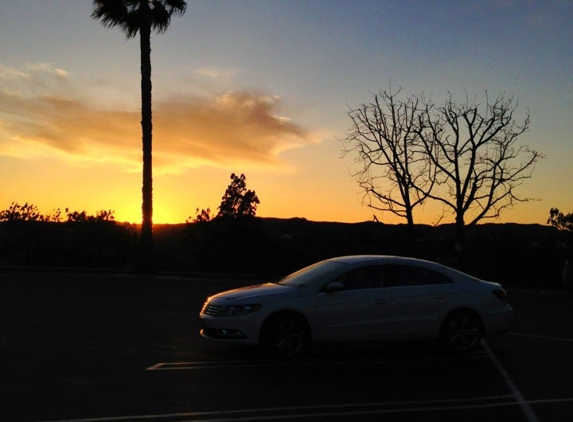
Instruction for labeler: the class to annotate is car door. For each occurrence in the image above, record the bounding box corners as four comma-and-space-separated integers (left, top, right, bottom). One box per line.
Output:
315, 265, 390, 342
385, 264, 453, 337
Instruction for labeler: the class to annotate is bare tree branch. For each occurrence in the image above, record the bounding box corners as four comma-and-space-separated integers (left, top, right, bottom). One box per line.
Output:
417, 91, 544, 241
341, 87, 436, 225
343, 88, 543, 242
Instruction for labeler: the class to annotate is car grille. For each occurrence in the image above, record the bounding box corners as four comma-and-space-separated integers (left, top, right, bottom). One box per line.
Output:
201, 303, 222, 316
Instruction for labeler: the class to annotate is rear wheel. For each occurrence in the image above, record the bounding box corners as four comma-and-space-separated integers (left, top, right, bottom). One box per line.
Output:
261, 314, 308, 358
442, 311, 482, 353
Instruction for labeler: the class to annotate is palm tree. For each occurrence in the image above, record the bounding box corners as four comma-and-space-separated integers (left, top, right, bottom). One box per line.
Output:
91, 0, 187, 270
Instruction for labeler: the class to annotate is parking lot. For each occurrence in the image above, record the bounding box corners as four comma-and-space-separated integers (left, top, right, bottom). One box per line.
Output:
1, 270, 573, 422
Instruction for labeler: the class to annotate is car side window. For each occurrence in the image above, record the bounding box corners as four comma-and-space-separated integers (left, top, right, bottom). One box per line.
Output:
384, 265, 453, 287
332, 265, 384, 291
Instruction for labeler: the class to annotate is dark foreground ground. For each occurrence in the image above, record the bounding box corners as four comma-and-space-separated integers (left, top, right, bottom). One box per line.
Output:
1, 270, 573, 422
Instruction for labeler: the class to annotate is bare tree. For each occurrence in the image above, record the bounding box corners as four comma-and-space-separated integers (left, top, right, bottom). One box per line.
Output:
341, 87, 436, 226
417, 91, 544, 242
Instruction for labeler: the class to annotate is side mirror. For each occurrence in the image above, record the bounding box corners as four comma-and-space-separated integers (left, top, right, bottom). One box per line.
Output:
324, 281, 344, 293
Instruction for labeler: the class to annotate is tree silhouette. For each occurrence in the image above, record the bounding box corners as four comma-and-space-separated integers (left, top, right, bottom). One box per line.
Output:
183, 175, 261, 272
342, 87, 436, 227
91, 0, 187, 270
548, 208, 573, 233
0, 202, 64, 222
417, 92, 543, 243
217, 173, 260, 219
0, 203, 136, 267
0, 202, 48, 222
344, 89, 544, 244
188, 208, 213, 223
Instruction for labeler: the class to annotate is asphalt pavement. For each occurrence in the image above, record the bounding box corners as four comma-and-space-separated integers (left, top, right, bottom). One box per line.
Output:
1, 270, 572, 422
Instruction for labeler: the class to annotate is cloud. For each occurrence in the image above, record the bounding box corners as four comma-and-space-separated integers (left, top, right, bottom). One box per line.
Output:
0, 65, 29, 80
154, 91, 310, 171
0, 64, 314, 173
195, 66, 241, 80
26, 63, 69, 78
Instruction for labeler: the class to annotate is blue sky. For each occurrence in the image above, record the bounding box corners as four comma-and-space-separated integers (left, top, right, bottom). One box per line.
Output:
0, 0, 571, 224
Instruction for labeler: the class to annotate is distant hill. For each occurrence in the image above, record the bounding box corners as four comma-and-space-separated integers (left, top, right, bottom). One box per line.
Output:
1, 217, 569, 289
154, 218, 569, 289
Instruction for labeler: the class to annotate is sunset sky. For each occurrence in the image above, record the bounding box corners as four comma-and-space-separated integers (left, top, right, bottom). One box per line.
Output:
0, 0, 571, 225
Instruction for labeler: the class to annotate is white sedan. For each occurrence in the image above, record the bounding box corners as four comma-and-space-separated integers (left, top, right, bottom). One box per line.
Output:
199, 255, 513, 357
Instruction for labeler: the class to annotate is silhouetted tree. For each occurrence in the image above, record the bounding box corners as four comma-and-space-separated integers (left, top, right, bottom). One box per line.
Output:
217, 173, 260, 219
183, 174, 262, 272
0, 202, 61, 222
417, 92, 543, 243
342, 87, 436, 226
0, 204, 136, 267
187, 208, 213, 223
91, 0, 187, 271
65, 208, 116, 223
548, 207, 573, 252
344, 89, 543, 245
548, 208, 573, 233
183, 208, 215, 270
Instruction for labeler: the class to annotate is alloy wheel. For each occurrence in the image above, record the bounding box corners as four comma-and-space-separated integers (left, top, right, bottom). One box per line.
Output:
446, 312, 481, 352
271, 317, 306, 358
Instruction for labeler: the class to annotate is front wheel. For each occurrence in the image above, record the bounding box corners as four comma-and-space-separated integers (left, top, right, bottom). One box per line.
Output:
261, 314, 308, 358
442, 311, 482, 353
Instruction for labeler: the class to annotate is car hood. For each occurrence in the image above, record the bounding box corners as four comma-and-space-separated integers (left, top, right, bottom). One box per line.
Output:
208, 282, 301, 303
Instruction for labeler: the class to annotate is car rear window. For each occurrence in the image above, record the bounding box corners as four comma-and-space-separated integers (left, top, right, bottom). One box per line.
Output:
384, 265, 453, 287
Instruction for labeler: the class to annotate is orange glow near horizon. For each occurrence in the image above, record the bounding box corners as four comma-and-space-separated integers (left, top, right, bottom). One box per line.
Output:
1, 2, 572, 234
0, 147, 562, 228
0, 64, 570, 228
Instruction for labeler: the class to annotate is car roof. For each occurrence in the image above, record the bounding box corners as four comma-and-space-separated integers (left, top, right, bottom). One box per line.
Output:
325, 255, 433, 266
324, 255, 478, 280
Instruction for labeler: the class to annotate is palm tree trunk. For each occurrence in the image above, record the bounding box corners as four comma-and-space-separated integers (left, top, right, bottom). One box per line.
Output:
138, 1, 154, 271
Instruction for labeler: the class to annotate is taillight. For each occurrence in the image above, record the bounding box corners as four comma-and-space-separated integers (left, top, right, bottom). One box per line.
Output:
492, 289, 508, 302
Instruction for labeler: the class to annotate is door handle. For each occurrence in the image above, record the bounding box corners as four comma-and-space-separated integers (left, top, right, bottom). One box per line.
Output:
374, 301, 388, 305
433, 295, 448, 300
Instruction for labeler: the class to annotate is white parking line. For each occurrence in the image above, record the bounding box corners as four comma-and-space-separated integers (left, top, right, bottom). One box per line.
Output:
32, 395, 538, 422
481, 339, 541, 422
146, 353, 490, 371
36, 344, 559, 422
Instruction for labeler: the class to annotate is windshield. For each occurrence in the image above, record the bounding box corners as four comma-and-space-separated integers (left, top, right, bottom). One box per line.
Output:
277, 261, 347, 287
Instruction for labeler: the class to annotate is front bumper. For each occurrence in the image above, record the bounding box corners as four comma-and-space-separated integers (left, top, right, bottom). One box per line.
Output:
199, 314, 261, 346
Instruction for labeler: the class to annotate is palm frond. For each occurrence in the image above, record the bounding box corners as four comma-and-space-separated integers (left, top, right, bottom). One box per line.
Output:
92, 0, 187, 38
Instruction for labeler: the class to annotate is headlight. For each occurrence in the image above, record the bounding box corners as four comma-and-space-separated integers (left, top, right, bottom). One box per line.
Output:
218, 304, 261, 317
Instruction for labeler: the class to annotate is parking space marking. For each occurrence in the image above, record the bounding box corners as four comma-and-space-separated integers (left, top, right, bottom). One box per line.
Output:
481, 339, 541, 422
146, 352, 490, 371
34, 345, 573, 422
33, 395, 526, 422
31, 397, 573, 422
511, 332, 573, 343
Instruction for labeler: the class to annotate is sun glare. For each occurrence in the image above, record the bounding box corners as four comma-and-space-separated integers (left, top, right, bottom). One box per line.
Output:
112, 207, 182, 225
152, 205, 180, 225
